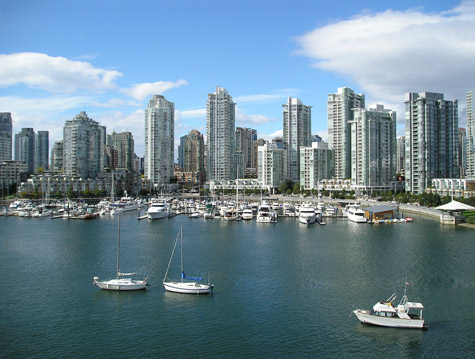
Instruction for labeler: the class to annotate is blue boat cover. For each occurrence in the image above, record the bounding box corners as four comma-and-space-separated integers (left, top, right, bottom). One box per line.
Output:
182, 272, 202, 281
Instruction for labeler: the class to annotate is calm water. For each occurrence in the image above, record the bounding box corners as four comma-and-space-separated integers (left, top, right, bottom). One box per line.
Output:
0, 213, 474, 358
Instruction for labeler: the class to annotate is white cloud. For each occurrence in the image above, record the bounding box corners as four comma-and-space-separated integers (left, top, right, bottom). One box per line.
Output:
262, 130, 283, 141
296, 1, 475, 120
235, 106, 278, 126
234, 89, 300, 104
176, 108, 206, 119
123, 79, 188, 101
0, 95, 91, 115
0, 53, 122, 93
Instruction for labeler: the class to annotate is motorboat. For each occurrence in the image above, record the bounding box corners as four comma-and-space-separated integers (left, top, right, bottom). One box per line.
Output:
346, 205, 367, 223
163, 226, 213, 294
110, 193, 138, 215
223, 208, 238, 221
298, 203, 316, 224
256, 202, 277, 223
353, 291, 426, 329
242, 206, 254, 220
147, 200, 170, 220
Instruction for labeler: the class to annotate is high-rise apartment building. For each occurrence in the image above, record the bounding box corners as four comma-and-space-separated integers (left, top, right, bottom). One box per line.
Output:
177, 135, 187, 169
63, 111, 106, 178
235, 127, 257, 171
258, 142, 285, 193
252, 138, 266, 170
145, 95, 174, 187
183, 129, 205, 177
405, 92, 459, 194
299, 141, 332, 191
327, 87, 365, 179
0, 113, 12, 162
50, 140, 63, 173
107, 131, 135, 171
467, 91, 475, 177
458, 128, 467, 178
282, 97, 312, 182
350, 105, 397, 190
397, 136, 406, 176
14, 128, 36, 173
35, 131, 49, 171
206, 87, 236, 181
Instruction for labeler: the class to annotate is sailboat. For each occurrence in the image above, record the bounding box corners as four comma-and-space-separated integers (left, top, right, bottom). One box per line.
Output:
93, 215, 148, 291
163, 226, 213, 294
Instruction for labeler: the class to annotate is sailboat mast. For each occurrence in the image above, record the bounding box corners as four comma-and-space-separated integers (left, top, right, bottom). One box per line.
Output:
180, 226, 184, 283
117, 214, 121, 279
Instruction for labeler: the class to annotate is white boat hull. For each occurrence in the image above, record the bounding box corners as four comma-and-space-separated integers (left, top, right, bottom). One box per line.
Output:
93, 278, 147, 291
147, 211, 169, 220
353, 310, 425, 329
163, 281, 212, 294
298, 215, 316, 224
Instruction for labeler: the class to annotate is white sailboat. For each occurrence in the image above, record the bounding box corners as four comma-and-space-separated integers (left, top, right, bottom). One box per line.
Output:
163, 226, 213, 294
93, 215, 148, 291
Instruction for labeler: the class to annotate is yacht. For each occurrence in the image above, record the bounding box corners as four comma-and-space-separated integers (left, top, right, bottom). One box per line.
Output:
110, 193, 138, 215
242, 206, 254, 220
298, 203, 317, 224
223, 207, 238, 221
353, 292, 426, 329
147, 200, 170, 220
282, 202, 296, 217
256, 202, 277, 223
346, 205, 367, 223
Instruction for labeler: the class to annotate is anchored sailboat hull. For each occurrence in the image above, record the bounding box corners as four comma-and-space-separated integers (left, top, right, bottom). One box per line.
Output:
94, 277, 147, 291
163, 281, 212, 294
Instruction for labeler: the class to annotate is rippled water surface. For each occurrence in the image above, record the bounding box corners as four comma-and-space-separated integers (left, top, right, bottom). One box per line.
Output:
0, 214, 474, 358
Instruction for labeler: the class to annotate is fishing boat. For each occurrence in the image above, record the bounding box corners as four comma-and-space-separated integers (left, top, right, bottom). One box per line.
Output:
163, 227, 213, 294
353, 283, 426, 329
93, 215, 148, 291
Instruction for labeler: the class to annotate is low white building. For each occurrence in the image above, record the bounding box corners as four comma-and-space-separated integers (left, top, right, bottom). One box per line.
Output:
299, 142, 332, 190
427, 178, 475, 198
258, 143, 285, 193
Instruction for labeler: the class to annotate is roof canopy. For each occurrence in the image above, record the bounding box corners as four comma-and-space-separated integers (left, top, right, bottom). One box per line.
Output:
435, 200, 475, 211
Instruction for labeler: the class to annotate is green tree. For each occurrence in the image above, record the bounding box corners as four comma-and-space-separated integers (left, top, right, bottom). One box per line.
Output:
293, 182, 301, 194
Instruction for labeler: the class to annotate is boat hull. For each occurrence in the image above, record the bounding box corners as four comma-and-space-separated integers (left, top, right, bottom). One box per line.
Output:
147, 211, 169, 220
94, 278, 147, 291
353, 310, 425, 329
163, 281, 212, 294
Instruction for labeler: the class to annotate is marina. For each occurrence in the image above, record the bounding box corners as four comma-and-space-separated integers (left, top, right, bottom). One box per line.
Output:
0, 210, 473, 358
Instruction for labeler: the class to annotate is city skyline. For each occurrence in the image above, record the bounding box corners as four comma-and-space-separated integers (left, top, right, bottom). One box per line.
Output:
1, 1, 475, 157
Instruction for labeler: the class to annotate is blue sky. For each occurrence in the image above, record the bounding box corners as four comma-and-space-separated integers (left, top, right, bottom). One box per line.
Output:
1, 0, 475, 157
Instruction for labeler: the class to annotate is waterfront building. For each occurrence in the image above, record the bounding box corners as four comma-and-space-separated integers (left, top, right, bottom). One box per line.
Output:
405, 92, 459, 194
14, 128, 36, 173
107, 131, 135, 171
50, 140, 63, 173
177, 135, 187, 169
206, 87, 236, 181
104, 144, 118, 169
350, 104, 397, 191
466, 91, 475, 177
35, 131, 49, 171
235, 151, 244, 179
145, 95, 175, 187
63, 111, 106, 178
283, 97, 312, 182
299, 141, 333, 191
458, 128, 467, 178
209, 178, 264, 193
258, 142, 285, 193
0, 160, 28, 197
397, 136, 406, 176
427, 178, 475, 199
327, 87, 365, 180
252, 138, 266, 170
182, 129, 205, 182
0, 113, 12, 162
235, 127, 257, 171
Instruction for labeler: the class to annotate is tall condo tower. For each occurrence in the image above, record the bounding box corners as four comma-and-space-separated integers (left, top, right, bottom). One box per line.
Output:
282, 97, 312, 182
350, 105, 397, 190
183, 130, 205, 177
63, 111, 106, 178
0, 113, 12, 162
145, 95, 175, 187
327, 87, 365, 179
35, 131, 49, 171
206, 87, 236, 181
467, 91, 475, 177
405, 92, 458, 194
235, 127, 257, 171
14, 128, 36, 173
107, 131, 135, 171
